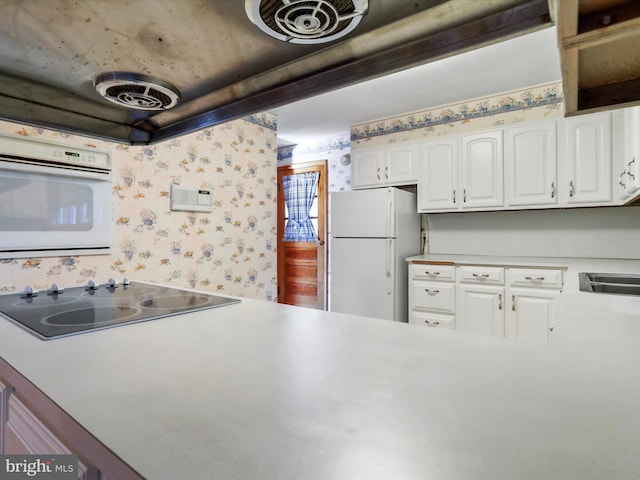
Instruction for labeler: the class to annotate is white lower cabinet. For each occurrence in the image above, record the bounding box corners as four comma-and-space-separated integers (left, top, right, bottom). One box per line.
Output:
457, 285, 504, 336
506, 289, 560, 344
505, 268, 563, 344
408, 263, 455, 329
409, 261, 564, 344
456, 266, 505, 337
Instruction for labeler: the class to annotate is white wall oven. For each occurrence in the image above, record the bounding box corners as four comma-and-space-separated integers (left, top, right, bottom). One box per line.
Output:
0, 133, 112, 258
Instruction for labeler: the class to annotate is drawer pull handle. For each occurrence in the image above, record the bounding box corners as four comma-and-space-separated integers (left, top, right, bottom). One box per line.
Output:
424, 288, 440, 294
424, 271, 440, 277
425, 320, 440, 327
525, 276, 545, 281
472, 273, 490, 279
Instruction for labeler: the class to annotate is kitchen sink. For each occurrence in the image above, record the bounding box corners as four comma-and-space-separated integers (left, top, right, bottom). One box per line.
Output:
579, 272, 640, 296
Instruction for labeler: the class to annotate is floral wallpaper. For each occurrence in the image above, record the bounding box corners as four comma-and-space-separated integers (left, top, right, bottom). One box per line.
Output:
0, 115, 278, 301
351, 82, 564, 148
277, 133, 352, 192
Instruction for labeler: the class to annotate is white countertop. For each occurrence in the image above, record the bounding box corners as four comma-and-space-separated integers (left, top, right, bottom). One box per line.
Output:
1, 257, 640, 479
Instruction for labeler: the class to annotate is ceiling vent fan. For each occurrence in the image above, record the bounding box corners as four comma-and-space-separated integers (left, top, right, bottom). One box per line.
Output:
245, 0, 368, 44
94, 72, 181, 111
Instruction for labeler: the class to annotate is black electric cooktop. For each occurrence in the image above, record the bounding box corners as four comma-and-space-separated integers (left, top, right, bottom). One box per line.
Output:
0, 282, 240, 340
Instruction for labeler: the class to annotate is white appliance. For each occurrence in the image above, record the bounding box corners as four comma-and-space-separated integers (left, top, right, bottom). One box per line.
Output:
330, 187, 420, 322
0, 133, 113, 258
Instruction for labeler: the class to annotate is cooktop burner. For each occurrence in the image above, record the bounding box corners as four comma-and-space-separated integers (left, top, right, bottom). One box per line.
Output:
0, 282, 240, 339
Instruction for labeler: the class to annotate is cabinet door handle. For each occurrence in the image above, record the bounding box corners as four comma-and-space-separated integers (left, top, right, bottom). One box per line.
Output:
620, 171, 627, 188
425, 320, 440, 327
569, 180, 575, 197
498, 294, 503, 310
627, 159, 636, 179
551, 182, 556, 198
424, 288, 440, 294
472, 273, 490, 279
511, 295, 516, 311
425, 271, 440, 277
376, 167, 381, 180
463, 189, 467, 203
385, 165, 389, 179
452, 189, 456, 204
524, 276, 545, 281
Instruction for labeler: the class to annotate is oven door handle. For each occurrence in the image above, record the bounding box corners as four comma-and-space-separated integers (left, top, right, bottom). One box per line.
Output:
0, 159, 110, 181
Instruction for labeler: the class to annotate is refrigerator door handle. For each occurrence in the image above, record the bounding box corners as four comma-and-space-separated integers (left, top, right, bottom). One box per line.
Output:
386, 190, 393, 238
386, 238, 393, 294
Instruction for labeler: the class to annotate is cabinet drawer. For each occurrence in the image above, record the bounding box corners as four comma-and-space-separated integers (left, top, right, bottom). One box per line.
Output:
411, 281, 455, 313
457, 266, 505, 285
508, 268, 564, 289
409, 311, 455, 329
410, 263, 455, 281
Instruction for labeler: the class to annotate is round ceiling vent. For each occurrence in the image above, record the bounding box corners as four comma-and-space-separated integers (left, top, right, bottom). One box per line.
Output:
94, 72, 180, 111
245, 0, 368, 44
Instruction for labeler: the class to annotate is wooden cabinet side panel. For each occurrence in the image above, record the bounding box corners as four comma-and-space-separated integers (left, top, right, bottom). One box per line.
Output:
0, 358, 144, 480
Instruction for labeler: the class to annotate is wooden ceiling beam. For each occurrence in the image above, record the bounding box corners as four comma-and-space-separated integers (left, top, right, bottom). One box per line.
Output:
554, 0, 640, 115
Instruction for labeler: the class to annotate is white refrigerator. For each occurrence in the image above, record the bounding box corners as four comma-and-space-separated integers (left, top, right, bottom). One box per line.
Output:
330, 187, 421, 322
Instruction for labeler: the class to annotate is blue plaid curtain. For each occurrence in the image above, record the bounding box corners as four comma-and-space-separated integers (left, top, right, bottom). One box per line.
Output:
283, 172, 319, 242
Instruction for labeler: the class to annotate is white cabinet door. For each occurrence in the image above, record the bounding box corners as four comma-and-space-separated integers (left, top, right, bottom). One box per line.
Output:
351, 148, 383, 189
505, 122, 558, 207
622, 107, 640, 198
352, 145, 417, 189
461, 131, 504, 209
418, 138, 458, 211
506, 289, 560, 344
385, 144, 418, 185
457, 285, 505, 337
562, 112, 612, 204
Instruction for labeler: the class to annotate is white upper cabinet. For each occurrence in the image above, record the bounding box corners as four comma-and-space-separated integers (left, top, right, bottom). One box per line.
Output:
417, 138, 458, 211
505, 122, 558, 207
560, 112, 612, 205
351, 148, 384, 188
351, 144, 418, 189
460, 131, 504, 209
619, 107, 640, 200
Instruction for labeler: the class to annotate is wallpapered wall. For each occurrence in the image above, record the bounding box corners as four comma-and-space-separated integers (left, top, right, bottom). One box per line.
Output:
350, 82, 563, 149
0, 116, 278, 301
277, 133, 352, 192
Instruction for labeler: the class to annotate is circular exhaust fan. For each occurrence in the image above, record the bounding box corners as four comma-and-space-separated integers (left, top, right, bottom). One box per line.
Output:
94, 72, 180, 111
245, 0, 368, 44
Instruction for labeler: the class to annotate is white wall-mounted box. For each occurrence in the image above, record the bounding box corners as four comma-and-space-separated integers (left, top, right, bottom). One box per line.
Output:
170, 184, 213, 213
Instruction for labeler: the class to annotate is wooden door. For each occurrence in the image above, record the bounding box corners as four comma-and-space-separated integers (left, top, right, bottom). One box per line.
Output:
277, 161, 327, 309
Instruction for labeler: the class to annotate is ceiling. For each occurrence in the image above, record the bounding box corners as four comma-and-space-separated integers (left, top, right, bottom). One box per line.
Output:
273, 25, 563, 147
0, 0, 552, 145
